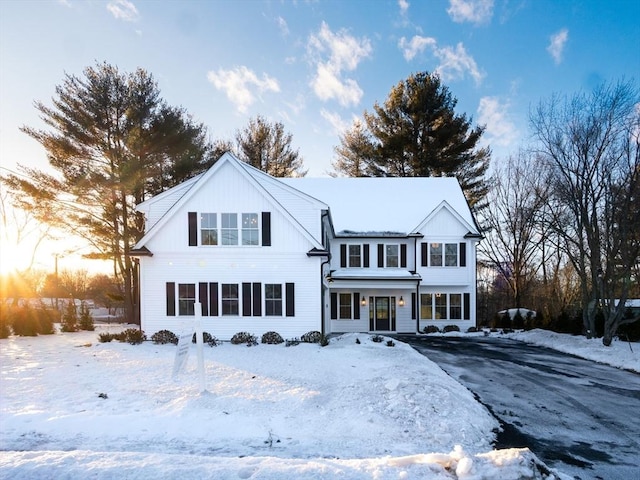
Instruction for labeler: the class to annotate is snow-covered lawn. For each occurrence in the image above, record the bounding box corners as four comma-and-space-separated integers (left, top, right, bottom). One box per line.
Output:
0, 325, 565, 479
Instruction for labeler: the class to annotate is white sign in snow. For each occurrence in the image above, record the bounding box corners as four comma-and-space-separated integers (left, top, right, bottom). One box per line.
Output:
172, 331, 193, 377
171, 304, 207, 392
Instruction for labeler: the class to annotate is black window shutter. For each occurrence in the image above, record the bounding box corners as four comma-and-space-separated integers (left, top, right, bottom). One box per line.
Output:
199, 282, 209, 316
421, 243, 428, 266
340, 244, 347, 268
353, 292, 360, 319
285, 283, 295, 317
188, 212, 197, 246
464, 293, 470, 320
262, 212, 271, 246
401, 244, 407, 268
363, 244, 370, 268
411, 292, 416, 320
377, 244, 384, 267
330, 292, 337, 319
252, 283, 262, 316
210, 283, 218, 316
369, 297, 374, 330
242, 282, 252, 316
166, 282, 175, 316
460, 243, 466, 267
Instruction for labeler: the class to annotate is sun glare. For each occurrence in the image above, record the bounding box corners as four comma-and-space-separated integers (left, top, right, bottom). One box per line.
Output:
0, 242, 31, 275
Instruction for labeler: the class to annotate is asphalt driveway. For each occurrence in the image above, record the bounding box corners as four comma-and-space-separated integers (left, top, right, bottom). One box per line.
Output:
398, 335, 640, 480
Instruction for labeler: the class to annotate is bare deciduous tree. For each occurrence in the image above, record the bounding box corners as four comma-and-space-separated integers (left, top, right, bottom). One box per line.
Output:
531, 79, 640, 343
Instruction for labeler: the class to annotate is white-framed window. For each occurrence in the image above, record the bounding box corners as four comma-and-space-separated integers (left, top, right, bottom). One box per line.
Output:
221, 283, 239, 315
265, 284, 282, 316
429, 243, 458, 267
348, 245, 361, 267
385, 244, 399, 267
241, 213, 259, 246
430, 243, 443, 266
421, 293, 465, 320
450, 294, 462, 319
178, 283, 195, 316
445, 244, 458, 266
221, 213, 238, 245
420, 293, 433, 319
339, 293, 352, 319
200, 213, 217, 245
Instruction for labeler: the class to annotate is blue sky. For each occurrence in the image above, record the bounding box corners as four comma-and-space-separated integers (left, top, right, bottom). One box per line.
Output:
0, 0, 638, 274
1, 0, 639, 179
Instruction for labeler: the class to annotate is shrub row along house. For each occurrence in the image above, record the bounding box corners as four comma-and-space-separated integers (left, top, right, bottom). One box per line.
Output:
131, 153, 482, 339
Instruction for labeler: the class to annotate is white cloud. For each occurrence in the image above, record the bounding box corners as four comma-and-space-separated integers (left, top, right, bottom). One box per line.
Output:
547, 28, 569, 64
320, 109, 353, 136
447, 0, 494, 25
307, 22, 372, 107
398, 35, 436, 61
399, 36, 485, 85
207, 66, 280, 114
398, 0, 410, 16
434, 42, 484, 84
276, 16, 289, 36
477, 96, 519, 147
107, 0, 139, 22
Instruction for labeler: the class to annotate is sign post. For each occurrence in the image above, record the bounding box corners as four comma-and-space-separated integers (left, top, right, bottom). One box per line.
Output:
172, 302, 207, 392
194, 303, 206, 392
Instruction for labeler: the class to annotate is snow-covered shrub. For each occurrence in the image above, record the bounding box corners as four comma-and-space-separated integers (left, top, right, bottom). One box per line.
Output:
371, 334, 384, 343
320, 334, 329, 347
512, 310, 524, 329
152, 330, 178, 345
423, 325, 440, 334
466, 326, 478, 333
442, 325, 460, 333
78, 302, 95, 331
261, 331, 284, 344
192, 331, 220, 346
230, 331, 258, 346
285, 338, 300, 347
121, 328, 146, 345
301, 331, 322, 343
386, 340, 395, 347
98, 332, 116, 343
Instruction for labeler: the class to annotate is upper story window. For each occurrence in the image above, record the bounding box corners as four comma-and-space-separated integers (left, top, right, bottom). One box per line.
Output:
200, 213, 218, 245
445, 244, 458, 266
430, 243, 443, 266
429, 242, 458, 267
242, 213, 259, 245
221, 213, 238, 245
385, 245, 399, 267
348, 245, 361, 267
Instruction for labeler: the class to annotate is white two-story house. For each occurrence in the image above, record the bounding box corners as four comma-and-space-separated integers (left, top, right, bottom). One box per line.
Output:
132, 152, 481, 339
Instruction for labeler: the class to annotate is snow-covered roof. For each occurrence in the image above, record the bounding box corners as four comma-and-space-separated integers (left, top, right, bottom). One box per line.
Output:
280, 177, 476, 235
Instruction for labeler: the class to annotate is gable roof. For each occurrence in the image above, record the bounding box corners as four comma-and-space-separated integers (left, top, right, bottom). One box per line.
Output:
280, 177, 478, 236
134, 153, 327, 250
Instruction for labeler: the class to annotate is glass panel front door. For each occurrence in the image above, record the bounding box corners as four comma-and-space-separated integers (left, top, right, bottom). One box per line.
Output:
375, 297, 390, 331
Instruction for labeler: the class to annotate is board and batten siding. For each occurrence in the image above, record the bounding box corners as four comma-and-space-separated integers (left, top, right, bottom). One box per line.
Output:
139, 252, 321, 340
143, 164, 321, 254
255, 179, 324, 240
